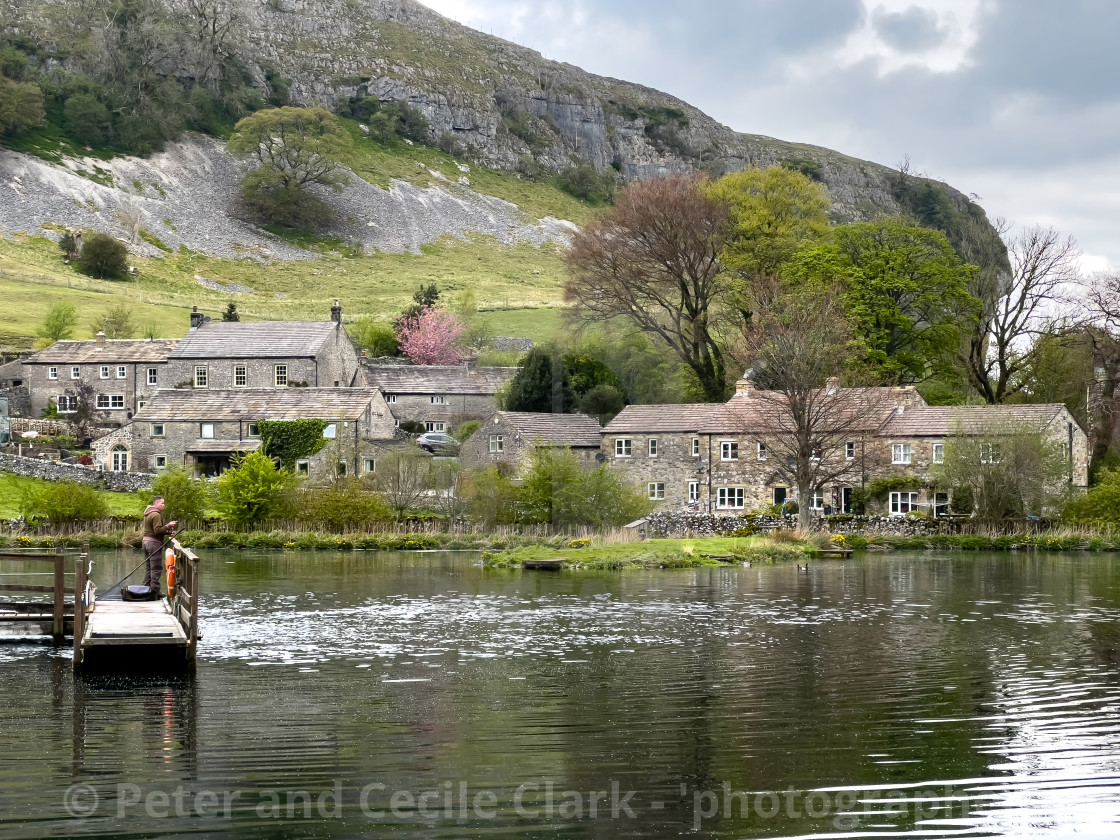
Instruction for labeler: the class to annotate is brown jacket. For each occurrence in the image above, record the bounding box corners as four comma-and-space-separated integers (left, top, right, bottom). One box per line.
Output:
141, 505, 171, 540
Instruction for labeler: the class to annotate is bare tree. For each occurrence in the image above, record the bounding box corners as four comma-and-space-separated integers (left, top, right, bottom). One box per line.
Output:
966, 225, 1080, 403
736, 290, 886, 530
563, 174, 731, 401
367, 448, 430, 520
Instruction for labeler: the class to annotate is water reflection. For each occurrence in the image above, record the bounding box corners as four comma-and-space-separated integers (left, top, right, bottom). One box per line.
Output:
1, 550, 1119, 838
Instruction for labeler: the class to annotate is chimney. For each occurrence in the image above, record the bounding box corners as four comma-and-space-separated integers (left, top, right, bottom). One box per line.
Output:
95, 331, 106, 347
893, 385, 915, 413
825, 376, 841, 393
331, 298, 342, 324
735, 375, 754, 398
464, 357, 478, 371
190, 306, 204, 329
360, 349, 368, 359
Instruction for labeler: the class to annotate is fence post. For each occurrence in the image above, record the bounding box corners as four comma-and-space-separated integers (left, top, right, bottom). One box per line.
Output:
52, 548, 65, 644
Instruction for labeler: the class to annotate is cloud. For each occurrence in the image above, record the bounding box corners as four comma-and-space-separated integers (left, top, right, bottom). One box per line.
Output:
419, 0, 1120, 269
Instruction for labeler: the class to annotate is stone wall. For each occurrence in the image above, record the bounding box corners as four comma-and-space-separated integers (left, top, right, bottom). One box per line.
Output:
643, 510, 946, 538
0, 389, 32, 419
0, 452, 154, 491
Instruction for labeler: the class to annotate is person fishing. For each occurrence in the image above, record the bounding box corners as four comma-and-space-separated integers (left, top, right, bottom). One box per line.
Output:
141, 497, 177, 597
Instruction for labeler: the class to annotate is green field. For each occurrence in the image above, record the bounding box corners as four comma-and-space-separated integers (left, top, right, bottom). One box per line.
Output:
0, 473, 142, 519
0, 124, 596, 351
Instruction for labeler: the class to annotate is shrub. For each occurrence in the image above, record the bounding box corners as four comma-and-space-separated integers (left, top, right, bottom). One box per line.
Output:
77, 233, 129, 279
349, 318, 400, 357
21, 481, 109, 525
398, 420, 425, 435
452, 421, 480, 442
950, 485, 974, 515
1065, 468, 1120, 525
146, 465, 212, 524
216, 451, 298, 527
299, 479, 392, 531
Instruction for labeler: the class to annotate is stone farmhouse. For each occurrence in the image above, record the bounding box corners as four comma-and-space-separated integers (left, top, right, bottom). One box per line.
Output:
360, 361, 517, 432
460, 411, 602, 472
166, 301, 360, 392
603, 375, 1089, 515
131, 388, 396, 478
19, 334, 179, 421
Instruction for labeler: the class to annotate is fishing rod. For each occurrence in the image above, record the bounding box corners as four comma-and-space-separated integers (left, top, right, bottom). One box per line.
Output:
97, 533, 174, 601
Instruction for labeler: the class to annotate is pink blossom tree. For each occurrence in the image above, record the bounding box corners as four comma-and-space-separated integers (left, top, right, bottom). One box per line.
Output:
397, 306, 468, 365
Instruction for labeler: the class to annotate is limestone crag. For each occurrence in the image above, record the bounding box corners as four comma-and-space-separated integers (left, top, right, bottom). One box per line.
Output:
0, 137, 574, 259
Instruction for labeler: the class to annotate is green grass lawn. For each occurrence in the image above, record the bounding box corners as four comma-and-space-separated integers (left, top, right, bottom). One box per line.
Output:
0, 472, 143, 519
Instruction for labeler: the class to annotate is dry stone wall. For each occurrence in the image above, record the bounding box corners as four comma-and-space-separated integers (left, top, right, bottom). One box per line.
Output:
0, 453, 153, 492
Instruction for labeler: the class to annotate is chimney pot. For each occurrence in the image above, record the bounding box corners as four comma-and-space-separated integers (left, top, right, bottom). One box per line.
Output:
735, 377, 754, 397
95, 331, 106, 346
331, 298, 343, 324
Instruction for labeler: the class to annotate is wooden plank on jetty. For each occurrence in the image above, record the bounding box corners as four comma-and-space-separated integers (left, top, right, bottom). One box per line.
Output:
83, 600, 187, 645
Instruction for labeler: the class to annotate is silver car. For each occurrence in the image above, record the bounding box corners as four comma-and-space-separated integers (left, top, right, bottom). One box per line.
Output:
416, 431, 459, 455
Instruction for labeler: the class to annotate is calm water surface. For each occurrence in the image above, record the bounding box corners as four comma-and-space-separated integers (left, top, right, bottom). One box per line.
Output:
2, 549, 1120, 838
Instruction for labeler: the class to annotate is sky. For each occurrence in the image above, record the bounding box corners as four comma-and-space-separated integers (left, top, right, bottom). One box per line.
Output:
420, 0, 1120, 274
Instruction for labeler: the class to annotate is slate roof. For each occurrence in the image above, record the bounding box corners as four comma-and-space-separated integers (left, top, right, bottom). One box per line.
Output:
881, 404, 1070, 436
132, 388, 384, 422
0, 359, 27, 382
706, 388, 909, 435
362, 363, 517, 395
491, 412, 602, 447
186, 439, 263, 454
169, 322, 339, 359
25, 339, 178, 364
603, 404, 726, 434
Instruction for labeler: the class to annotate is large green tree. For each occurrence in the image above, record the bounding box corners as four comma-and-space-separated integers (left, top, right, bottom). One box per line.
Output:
228, 106, 351, 229
796, 220, 981, 384
0, 76, 44, 135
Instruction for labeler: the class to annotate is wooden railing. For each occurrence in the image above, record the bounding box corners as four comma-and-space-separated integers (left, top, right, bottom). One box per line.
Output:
0, 546, 83, 643
73, 543, 93, 662
170, 538, 200, 659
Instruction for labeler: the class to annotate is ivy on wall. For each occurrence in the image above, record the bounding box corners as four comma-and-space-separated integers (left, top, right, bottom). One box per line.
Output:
258, 419, 328, 469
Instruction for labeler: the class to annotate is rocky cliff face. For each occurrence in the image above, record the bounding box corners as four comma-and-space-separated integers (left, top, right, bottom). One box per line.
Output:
8, 0, 990, 231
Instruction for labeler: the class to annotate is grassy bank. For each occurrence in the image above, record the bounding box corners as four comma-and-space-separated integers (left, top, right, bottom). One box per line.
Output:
484, 537, 809, 570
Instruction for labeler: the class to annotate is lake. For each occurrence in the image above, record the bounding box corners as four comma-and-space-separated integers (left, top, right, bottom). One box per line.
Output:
2, 549, 1119, 838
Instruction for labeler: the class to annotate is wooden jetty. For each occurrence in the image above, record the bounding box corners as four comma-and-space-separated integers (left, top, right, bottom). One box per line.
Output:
814, 548, 854, 559
0, 539, 201, 670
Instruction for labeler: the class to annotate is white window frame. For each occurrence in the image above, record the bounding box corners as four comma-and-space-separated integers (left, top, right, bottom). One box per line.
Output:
385, 394, 397, 404
99, 366, 109, 380
110, 395, 125, 409
721, 440, 739, 461
757, 441, 767, 461
246, 422, 259, 437
116, 365, 126, 379
364, 458, 376, 474
200, 423, 215, 439
845, 441, 855, 460
889, 491, 920, 516
810, 448, 822, 462
274, 365, 288, 387
151, 423, 165, 437
194, 366, 208, 388
233, 365, 247, 387
147, 368, 158, 386
48, 366, 58, 380
57, 394, 76, 413
430, 395, 447, 405
932, 442, 944, 464
70, 366, 80, 380
648, 482, 665, 500
425, 421, 446, 432
137, 400, 147, 411
688, 481, 700, 504
489, 434, 504, 453
110, 446, 128, 473
809, 490, 825, 511
648, 438, 658, 458
153, 455, 167, 469
296, 459, 310, 476
716, 487, 746, 510
96, 394, 111, 409
615, 438, 632, 458
980, 443, 1001, 464
691, 437, 700, 457
892, 443, 912, 465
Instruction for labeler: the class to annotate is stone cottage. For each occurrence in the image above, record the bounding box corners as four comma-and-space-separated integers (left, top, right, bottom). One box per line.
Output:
165, 301, 360, 391
0, 357, 31, 418
361, 361, 517, 432
130, 388, 396, 478
460, 411, 603, 472
602, 375, 1088, 514
20, 334, 179, 420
